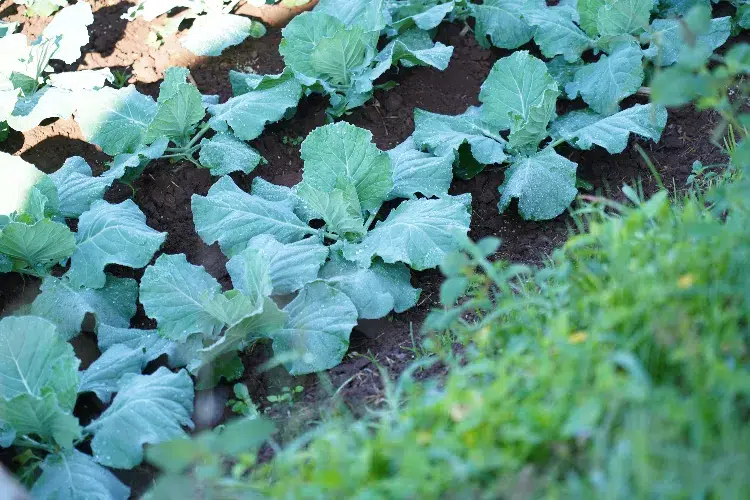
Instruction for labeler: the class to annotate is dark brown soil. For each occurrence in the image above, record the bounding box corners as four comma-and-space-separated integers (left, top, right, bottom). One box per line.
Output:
0, 0, 730, 495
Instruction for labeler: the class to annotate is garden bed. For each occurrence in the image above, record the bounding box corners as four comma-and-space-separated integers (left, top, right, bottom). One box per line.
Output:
0, 0, 733, 495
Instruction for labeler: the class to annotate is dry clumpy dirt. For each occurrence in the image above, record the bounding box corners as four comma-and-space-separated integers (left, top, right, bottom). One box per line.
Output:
0, 0, 731, 494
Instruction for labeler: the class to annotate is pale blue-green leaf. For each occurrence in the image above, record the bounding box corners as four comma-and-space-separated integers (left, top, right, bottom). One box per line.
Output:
646, 17, 731, 67
310, 26, 370, 86
0, 392, 81, 449
31, 275, 138, 340
566, 42, 643, 115
228, 70, 292, 96
270, 281, 358, 375
0, 316, 78, 400
251, 177, 317, 223
390, 0, 454, 33
203, 291, 264, 329
296, 182, 366, 236
471, 0, 542, 49
237, 237, 326, 299
67, 200, 166, 289
550, 103, 668, 153
79, 344, 144, 404
181, 14, 266, 57
656, 0, 710, 17
192, 176, 311, 257
387, 136, 453, 200
280, 12, 346, 83
49, 157, 112, 218
207, 74, 302, 141
320, 251, 420, 319
523, 4, 594, 62
372, 29, 453, 75
86, 367, 194, 469
342, 194, 472, 270
413, 107, 506, 166
0, 219, 75, 272
301, 122, 393, 212
497, 148, 578, 221
315, 0, 390, 30
577, 0, 607, 37
157, 67, 191, 103
97, 325, 186, 367
32, 450, 130, 500
480, 51, 559, 152
0, 420, 15, 447
198, 133, 262, 176
596, 0, 655, 36
7, 86, 79, 132
546, 56, 584, 98
140, 253, 224, 341
739, 4, 750, 29
190, 297, 287, 372
75, 86, 158, 156
102, 139, 168, 182
226, 247, 273, 300
144, 83, 205, 144
41, 2, 93, 64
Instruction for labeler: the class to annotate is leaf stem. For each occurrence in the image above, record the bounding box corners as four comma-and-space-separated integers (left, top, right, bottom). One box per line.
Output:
364, 206, 381, 231
17, 435, 55, 453
547, 137, 566, 149
186, 122, 211, 150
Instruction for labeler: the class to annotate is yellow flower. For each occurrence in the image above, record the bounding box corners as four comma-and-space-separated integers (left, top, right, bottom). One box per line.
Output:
678, 274, 695, 289
568, 331, 588, 344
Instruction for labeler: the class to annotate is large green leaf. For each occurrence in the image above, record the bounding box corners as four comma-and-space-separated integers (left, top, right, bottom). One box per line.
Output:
207, 74, 303, 141
550, 103, 668, 154
497, 148, 578, 221
300, 122, 393, 213
140, 253, 224, 342
310, 27, 370, 86
181, 14, 266, 57
577, 0, 607, 37
0, 392, 81, 449
566, 42, 644, 116
341, 194, 472, 270
480, 51, 559, 153
86, 367, 194, 469
144, 83, 205, 145
31, 275, 138, 340
226, 247, 273, 301
198, 133, 262, 176
471, 0, 542, 49
524, 4, 594, 62
596, 0, 655, 36
412, 107, 507, 169
32, 450, 130, 500
371, 29, 453, 75
0, 316, 79, 401
280, 12, 346, 83
390, 0, 455, 34
76, 87, 158, 156
97, 325, 202, 369
387, 136, 453, 200
320, 251, 420, 319
0, 219, 75, 273
270, 281, 358, 375
67, 200, 166, 289
315, 0, 389, 30
192, 176, 312, 257
190, 297, 287, 373
49, 157, 112, 218
0, 316, 80, 448
243, 235, 328, 295
296, 182, 366, 237
79, 344, 145, 404
646, 16, 731, 67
